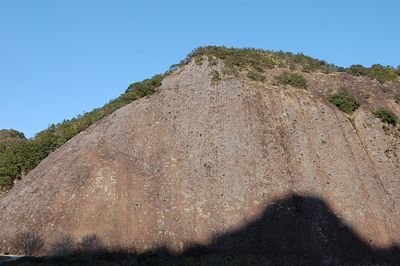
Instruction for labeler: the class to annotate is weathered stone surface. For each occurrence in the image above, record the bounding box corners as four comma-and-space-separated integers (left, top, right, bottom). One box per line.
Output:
0, 60, 399, 260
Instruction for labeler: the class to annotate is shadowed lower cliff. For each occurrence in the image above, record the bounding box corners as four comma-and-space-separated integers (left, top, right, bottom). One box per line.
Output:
182, 194, 400, 265
6, 195, 400, 265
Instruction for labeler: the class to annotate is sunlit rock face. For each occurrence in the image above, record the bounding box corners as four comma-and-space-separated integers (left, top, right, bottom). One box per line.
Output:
0, 59, 399, 263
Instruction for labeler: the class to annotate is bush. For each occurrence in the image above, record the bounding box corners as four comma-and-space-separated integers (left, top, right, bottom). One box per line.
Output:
186, 46, 275, 70
327, 90, 360, 114
182, 46, 343, 75
275, 71, 308, 89
247, 70, 266, 82
79, 234, 105, 255
210, 70, 221, 83
347, 64, 398, 84
367, 65, 398, 84
394, 94, 400, 104
373, 108, 398, 126
50, 234, 75, 257
182, 46, 275, 77
273, 51, 342, 73
12, 231, 44, 256
125, 74, 164, 98
181, 47, 397, 83
347, 64, 368, 76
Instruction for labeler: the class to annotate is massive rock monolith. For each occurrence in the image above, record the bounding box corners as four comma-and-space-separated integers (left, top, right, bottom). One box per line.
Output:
1, 57, 399, 263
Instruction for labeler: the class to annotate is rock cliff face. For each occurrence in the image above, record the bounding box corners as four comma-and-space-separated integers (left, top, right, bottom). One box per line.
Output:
0, 56, 399, 263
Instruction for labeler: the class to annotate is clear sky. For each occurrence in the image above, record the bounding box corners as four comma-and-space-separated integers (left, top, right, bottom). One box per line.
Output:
1, 0, 399, 138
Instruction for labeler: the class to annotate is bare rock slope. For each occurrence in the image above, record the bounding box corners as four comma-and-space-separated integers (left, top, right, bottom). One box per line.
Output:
0, 57, 400, 262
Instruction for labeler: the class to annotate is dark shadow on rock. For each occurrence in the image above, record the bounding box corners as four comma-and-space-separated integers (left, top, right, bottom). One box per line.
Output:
6, 194, 400, 265
183, 194, 400, 265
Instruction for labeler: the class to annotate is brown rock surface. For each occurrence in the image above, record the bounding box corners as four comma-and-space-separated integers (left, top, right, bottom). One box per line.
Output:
0, 59, 399, 262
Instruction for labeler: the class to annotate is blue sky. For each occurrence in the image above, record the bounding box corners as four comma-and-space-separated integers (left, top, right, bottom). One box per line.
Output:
1, 0, 399, 138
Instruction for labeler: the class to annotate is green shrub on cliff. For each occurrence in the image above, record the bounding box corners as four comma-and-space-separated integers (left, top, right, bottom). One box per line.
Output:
247, 70, 266, 82
347, 64, 398, 84
373, 108, 397, 126
275, 71, 308, 89
327, 90, 360, 115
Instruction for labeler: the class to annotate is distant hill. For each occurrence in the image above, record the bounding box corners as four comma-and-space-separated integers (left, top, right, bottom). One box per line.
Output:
0, 129, 26, 154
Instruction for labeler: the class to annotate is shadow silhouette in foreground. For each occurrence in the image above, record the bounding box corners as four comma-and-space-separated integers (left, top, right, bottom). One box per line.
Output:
8, 194, 400, 265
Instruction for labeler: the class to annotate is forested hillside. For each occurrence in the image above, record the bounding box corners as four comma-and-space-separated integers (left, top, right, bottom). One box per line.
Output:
0, 130, 26, 154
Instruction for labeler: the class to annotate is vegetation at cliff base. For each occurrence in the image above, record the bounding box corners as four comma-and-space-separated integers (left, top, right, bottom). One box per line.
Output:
373, 108, 398, 126
327, 90, 360, 114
